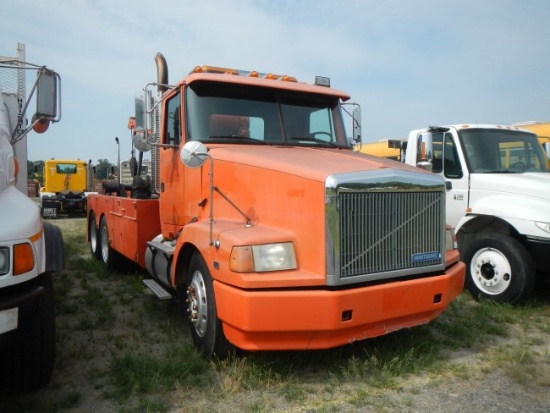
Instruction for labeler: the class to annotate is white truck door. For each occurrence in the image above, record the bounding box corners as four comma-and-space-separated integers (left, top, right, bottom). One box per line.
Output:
440, 131, 469, 228
412, 129, 469, 229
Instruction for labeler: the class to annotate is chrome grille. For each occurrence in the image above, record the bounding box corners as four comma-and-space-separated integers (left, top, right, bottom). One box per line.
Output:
339, 191, 442, 277
325, 169, 446, 286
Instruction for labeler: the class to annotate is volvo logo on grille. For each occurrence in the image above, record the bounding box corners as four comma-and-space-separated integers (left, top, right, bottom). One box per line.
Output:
412, 251, 441, 263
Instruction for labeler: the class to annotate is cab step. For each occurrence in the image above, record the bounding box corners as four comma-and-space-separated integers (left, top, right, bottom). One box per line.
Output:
142, 279, 172, 300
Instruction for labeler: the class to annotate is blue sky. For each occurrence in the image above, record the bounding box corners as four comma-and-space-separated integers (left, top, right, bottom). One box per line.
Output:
3, 0, 550, 164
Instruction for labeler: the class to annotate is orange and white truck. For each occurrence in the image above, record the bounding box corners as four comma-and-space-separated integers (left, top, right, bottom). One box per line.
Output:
87, 54, 465, 358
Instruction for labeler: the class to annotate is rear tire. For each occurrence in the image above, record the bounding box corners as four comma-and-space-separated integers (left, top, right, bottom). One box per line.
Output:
99, 216, 117, 270
89, 213, 101, 260
464, 233, 535, 304
0, 273, 56, 394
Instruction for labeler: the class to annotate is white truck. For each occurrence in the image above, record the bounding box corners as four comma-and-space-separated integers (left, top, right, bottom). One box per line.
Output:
119, 157, 151, 186
375, 124, 550, 304
0, 43, 64, 393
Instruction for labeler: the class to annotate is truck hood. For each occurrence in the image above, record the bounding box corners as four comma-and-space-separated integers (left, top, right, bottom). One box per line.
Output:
0, 186, 42, 241
471, 173, 550, 201
207, 144, 423, 180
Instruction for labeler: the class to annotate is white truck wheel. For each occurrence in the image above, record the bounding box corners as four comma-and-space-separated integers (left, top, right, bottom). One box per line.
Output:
464, 233, 535, 304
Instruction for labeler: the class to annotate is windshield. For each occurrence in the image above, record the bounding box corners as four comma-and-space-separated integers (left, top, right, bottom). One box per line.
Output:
185, 80, 350, 148
458, 128, 548, 173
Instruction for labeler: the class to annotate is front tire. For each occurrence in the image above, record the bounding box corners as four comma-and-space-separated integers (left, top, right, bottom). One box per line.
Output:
184, 253, 232, 359
463, 233, 535, 304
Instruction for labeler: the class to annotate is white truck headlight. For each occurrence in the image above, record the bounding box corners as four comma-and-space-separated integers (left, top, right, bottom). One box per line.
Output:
0, 247, 9, 275
536, 222, 550, 234
230, 242, 297, 273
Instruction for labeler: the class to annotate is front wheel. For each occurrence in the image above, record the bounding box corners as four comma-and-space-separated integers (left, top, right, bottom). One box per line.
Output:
463, 233, 535, 304
184, 253, 232, 359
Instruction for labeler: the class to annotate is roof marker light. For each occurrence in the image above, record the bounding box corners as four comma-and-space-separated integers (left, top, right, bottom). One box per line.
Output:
315, 76, 331, 87
193, 65, 238, 75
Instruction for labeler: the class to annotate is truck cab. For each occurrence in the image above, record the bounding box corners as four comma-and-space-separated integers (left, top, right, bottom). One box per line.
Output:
87, 58, 465, 358
0, 44, 64, 393
405, 124, 550, 303
38, 158, 95, 218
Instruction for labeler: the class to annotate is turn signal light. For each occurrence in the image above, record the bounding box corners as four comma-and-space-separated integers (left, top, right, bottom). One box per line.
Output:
14, 243, 35, 275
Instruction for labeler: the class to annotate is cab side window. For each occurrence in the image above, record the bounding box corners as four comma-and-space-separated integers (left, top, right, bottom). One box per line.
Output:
165, 94, 181, 145
443, 133, 463, 178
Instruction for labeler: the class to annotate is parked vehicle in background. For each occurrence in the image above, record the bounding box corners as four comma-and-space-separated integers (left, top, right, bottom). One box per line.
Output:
37, 158, 96, 218
0, 43, 64, 393
512, 121, 550, 157
362, 124, 550, 304
87, 54, 464, 358
119, 158, 151, 186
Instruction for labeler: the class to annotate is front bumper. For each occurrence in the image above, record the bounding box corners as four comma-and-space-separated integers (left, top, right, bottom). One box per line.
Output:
0, 279, 46, 351
215, 261, 465, 351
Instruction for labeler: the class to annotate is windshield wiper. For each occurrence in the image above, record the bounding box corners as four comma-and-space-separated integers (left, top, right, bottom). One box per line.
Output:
289, 136, 341, 148
207, 135, 266, 144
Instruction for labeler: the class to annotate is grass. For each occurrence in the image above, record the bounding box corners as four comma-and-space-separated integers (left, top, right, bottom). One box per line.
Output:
1, 217, 549, 413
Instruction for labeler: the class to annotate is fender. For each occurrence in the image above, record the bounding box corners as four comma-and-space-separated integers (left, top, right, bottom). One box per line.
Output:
172, 219, 323, 290
457, 193, 550, 239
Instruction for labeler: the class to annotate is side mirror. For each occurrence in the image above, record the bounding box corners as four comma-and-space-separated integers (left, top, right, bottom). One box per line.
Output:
180, 141, 209, 168
416, 160, 433, 172
32, 68, 60, 134
36, 69, 58, 119
133, 130, 153, 152
352, 106, 361, 143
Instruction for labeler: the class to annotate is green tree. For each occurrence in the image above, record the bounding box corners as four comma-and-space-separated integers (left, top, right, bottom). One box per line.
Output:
28, 160, 44, 185
94, 159, 115, 180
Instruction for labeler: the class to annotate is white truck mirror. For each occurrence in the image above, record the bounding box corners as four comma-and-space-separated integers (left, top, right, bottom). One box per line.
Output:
36, 69, 57, 118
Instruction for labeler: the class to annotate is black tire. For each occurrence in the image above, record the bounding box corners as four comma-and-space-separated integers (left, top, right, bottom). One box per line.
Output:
184, 253, 232, 359
0, 273, 56, 394
88, 213, 101, 260
99, 216, 117, 270
463, 233, 535, 304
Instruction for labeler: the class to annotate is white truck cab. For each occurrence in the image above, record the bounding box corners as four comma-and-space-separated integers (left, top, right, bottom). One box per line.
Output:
0, 44, 63, 393
403, 124, 550, 303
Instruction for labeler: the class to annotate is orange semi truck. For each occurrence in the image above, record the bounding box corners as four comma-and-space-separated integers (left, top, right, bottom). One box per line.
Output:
87, 54, 465, 358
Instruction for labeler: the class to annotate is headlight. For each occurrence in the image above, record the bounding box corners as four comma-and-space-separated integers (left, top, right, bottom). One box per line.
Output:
0, 247, 9, 275
536, 222, 550, 234
230, 242, 297, 273
445, 227, 458, 251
